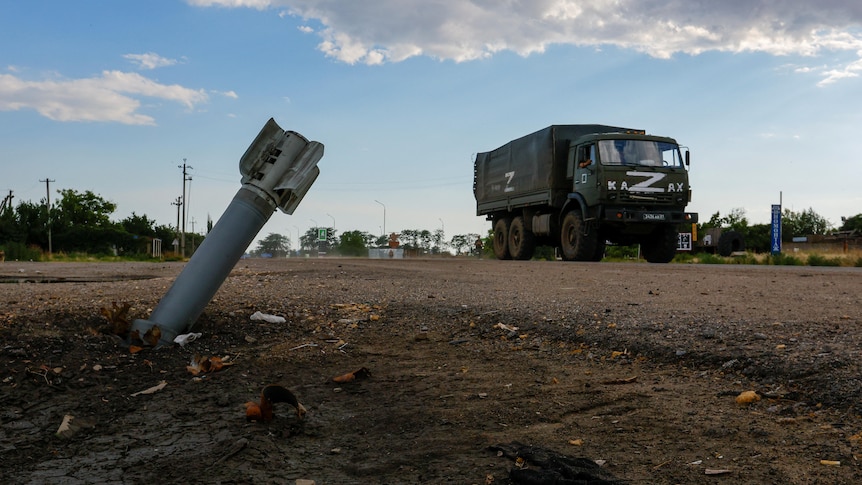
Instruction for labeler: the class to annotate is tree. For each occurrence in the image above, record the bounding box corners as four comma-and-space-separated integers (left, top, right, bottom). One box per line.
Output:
743, 224, 771, 253
701, 208, 747, 231
449, 233, 481, 255
154, 224, 177, 246
839, 214, 862, 233
418, 229, 433, 253
782, 207, 832, 239
53, 189, 116, 230
300, 227, 337, 253
449, 234, 470, 255
48, 190, 124, 253
432, 228, 446, 254
255, 233, 290, 257
399, 229, 419, 249
338, 230, 370, 256
120, 212, 157, 237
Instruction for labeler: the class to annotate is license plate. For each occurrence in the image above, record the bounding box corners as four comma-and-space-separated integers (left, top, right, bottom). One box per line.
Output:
642, 213, 666, 221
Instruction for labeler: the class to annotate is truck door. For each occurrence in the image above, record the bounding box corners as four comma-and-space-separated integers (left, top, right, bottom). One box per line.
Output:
572, 144, 599, 205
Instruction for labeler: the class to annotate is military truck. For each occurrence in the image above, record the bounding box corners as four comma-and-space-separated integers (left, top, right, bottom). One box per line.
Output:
473, 125, 698, 263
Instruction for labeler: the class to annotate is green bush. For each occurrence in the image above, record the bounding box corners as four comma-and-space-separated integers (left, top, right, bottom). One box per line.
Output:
729, 252, 759, 265
0, 242, 43, 261
672, 252, 696, 263
697, 253, 725, 264
806, 254, 842, 267
766, 253, 803, 266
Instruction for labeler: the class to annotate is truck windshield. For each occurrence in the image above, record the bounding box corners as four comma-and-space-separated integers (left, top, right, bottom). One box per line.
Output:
598, 140, 683, 168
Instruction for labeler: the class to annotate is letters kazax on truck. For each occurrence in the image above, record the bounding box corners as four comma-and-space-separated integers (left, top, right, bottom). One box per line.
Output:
473, 125, 698, 263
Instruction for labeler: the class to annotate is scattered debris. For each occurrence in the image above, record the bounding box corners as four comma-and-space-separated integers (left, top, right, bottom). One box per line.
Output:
735, 390, 761, 405
187, 355, 233, 375
490, 441, 622, 485
289, 343, 319, 351
55, 414, 96, 439
704, 469, 732, 475
131, 380, 167, 397
99, 302, 132, 338
250, 311, 286, 323
610, 350, 629, 359
174, 332, 202, 347
820, 460, 841, 466
601, 376, 638, 385
332, 367, 371, 383
245, 385, 306, 422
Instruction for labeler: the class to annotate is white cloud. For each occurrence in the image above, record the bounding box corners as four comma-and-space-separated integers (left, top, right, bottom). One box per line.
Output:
0, 71, 208, 125
124, 52, 179, 70
188, 0, 862, 84
817, 54, 862, 86
186, 0, 272, 8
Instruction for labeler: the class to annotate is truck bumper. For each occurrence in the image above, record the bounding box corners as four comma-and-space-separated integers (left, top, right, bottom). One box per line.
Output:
602, 208, 698, 224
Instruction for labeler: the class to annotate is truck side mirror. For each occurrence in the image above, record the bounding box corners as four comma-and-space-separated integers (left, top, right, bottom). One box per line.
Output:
685, 150, 690, 166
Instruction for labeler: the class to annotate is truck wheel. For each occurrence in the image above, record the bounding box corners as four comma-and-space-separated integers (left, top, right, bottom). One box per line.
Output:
508, 216, 536, 260
642, 225, 678, 263
493, 218, 512, 260
560, 211, 597, 261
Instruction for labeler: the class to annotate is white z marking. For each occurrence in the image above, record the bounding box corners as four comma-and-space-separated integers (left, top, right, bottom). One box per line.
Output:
504, 171, 515, 192
625, 171, 666, 193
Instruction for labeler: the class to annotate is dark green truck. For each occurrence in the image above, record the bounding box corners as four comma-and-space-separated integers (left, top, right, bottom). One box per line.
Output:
473, 125, 698, 263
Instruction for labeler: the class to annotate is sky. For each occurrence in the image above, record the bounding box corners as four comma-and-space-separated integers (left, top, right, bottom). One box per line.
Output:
2, 1, 862, 251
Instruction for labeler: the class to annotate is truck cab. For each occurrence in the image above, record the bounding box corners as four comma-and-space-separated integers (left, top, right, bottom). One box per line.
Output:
566, 133, 696, 261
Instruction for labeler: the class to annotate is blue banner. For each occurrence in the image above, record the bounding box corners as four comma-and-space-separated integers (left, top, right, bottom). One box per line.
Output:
770, 204, 781, 254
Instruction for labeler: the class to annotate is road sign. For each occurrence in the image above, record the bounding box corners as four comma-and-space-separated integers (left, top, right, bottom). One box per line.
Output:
770, 204, 781, 254
317, 228, 327, 241
677, 232, 692, 251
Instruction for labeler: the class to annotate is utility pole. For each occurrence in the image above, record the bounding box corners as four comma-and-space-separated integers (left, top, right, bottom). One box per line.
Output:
40, 178, 55, 255
178, 159, 193, 258
374, 200, 386, 237
172, 196, 183, 255
189, 217, 196, 254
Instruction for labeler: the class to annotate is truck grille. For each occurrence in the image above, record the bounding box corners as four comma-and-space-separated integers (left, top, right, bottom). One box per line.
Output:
618, 191, 676, 205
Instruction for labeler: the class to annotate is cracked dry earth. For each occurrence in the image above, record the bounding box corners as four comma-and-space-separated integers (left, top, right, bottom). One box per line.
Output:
1, 258, 862, 484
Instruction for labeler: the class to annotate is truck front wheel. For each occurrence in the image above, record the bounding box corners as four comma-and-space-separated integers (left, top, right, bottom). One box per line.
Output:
508, 216, 536, 260
560, 211, 597, 261
493, 218, 512, 260
641, 225, 679, 263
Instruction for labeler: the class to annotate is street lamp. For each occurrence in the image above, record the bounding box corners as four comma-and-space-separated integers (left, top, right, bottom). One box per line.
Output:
293, 225, 300, 252
374, 200, 386, 236
327, 213, 335, 230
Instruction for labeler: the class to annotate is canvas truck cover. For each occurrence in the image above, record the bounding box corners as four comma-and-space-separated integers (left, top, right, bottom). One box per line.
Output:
474, 124, 635, 214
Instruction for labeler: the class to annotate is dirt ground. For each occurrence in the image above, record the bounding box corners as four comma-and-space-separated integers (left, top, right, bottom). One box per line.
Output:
1, 257, 861, 484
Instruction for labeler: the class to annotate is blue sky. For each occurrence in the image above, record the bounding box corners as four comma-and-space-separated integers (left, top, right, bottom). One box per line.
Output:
3, 1, 862, 250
